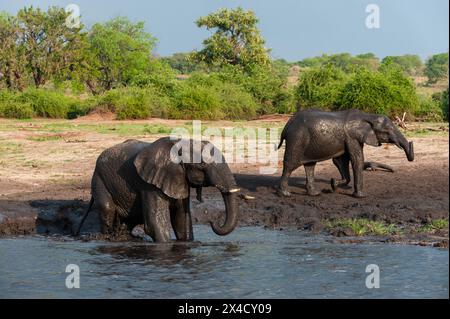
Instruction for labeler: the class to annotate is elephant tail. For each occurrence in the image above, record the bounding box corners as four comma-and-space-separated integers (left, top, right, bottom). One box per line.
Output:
75, 196, 94, 236
277, 136, 285, 150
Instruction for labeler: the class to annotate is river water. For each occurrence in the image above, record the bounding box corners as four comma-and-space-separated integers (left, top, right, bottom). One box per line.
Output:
0, 226, 448, 299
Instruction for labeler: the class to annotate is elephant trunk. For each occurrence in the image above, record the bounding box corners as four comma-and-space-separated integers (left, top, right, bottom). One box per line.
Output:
210, 190, 239, 236
393, 129, 414, 162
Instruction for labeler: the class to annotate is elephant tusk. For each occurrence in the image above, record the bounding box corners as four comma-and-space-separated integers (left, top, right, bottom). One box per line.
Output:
228, 188, 240, 193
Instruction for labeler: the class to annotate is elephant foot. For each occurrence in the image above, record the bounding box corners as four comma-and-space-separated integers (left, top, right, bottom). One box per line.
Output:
331, 178, 337, 192
307, 188, 321, 196
277, 188, 291, 197
352, 191, 365, 198
131, 225, 153, 242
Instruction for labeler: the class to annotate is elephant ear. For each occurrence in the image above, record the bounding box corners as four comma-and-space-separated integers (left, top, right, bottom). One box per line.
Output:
353, 121, 380, 147
133, 138, 189, 199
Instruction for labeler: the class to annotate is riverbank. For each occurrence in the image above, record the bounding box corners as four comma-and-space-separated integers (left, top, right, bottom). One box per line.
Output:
0, 117, 448, 246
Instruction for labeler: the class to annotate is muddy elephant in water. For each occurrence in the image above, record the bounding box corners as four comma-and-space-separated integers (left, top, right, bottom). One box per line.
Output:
277, 109, 414, 198
77, 137, 240, 242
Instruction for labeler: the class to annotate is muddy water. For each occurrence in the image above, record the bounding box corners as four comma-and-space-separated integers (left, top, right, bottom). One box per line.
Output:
0, 226, 448, 299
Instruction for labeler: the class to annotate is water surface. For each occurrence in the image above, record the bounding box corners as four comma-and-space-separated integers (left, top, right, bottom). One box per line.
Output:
0, 226, 448, 298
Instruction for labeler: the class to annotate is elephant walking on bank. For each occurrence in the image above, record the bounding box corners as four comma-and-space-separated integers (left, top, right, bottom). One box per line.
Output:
77, 137, 240, 242
277, 109, 414, 198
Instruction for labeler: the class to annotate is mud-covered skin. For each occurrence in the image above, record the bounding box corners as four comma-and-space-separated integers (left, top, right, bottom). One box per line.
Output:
78, 137, 240, 242
278, 109, 414, 198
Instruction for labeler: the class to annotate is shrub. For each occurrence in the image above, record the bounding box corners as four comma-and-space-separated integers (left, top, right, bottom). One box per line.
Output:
171, 73, 259, 120
443, 88, 449, 122
0, 91, 34, 118
336, 67, 418, 116
16, 88, 77, 118
432, 88, 449, 121
414, 94, 444, 121
295, 64, 347, 109
93, 87, 174, 120
217, 83, 258, 120
172, 83, 223, 120
273, 88, 297, 114
214, 65, 285, 110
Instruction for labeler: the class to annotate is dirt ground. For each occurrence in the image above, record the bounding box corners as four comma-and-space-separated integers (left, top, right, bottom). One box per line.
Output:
0, 116, 448, 246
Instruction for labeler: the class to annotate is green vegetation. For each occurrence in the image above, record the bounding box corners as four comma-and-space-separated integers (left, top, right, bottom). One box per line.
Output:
27, 135, 63, 142
425, 53, 449, 84
297, 53, 380, 72
191, 7, 270, 71
418, 219, 449, 233
326, 218, 401, 236
381, 55, 424, 76
0, 6, 448, 121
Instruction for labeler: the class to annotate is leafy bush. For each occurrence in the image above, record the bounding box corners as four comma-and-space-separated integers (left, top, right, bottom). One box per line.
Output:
214, 65, 285, 110
172, 82, 223, 120
216, 83, 258, 120
0, 91, 33, 118
296, 64, 347, 109
432, 88, 449, 121
443, 88, 449, 122
92, 87, 174, 120
16, 88, 78, 118
273, 88, 297, 114
297, 53, 380, 72
381, 55, 424, 76
171, 73, 260, 120
414, 95, 444, 121
337, 67, 418, 116
295, 63, 420, 117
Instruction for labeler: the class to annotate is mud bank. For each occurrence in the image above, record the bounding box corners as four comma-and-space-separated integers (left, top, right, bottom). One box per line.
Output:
0, 123, 448, 246
0, 162, 448, 247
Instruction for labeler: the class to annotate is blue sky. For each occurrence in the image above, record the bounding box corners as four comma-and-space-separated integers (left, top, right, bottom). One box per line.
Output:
0, 0, 448, 61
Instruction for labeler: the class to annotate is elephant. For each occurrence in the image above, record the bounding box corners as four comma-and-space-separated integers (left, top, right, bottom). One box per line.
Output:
76, 137, 240, 242
277, 109, 414, 198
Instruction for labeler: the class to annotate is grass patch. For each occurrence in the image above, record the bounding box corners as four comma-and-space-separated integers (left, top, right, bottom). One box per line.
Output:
326, 218, 401, 236
418, 219, 449, 233
0, 141, 23, 157
27, 135, 63, 142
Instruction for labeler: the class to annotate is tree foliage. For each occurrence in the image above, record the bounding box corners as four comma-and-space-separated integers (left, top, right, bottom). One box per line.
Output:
297, 53, 380, 72
86, 17, 157, 91
192, 7, 270, 70
17, 6, 85, 87
381, 54, 423, 76
0, 7, 85, 89
425, 52, 449, 84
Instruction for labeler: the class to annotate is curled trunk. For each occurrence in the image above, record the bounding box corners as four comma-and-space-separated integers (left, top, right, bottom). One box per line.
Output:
210, 191, 239, 236
394, 130, 414, 162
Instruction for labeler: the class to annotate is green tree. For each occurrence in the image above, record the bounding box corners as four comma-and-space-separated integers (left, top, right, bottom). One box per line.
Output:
425, 53, 449, 84
87, 17, 157, 91
16, 6, 85, 88
298, 53, 379, 72
0, 13, 27, 90
161, 52, 202, 74
381, 54, 424, 76
192, 7, 270, 70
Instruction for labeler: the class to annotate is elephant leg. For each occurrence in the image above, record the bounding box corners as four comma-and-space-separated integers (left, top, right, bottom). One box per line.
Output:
331, 154, 351, 191
277, 138, 303, 197
92, 174, 116, 234
170, 198, 193, 241
347, 143, 365, 198
278, 162, 298, 197
141, 190, 171, 242
304, 163, 321, 196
